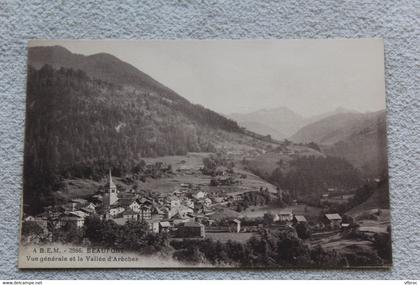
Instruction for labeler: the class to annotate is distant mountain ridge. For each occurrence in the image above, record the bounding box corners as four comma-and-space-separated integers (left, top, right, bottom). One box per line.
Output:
290, 110, 385, 145
231, 106, 357, 139
230, 107, 304, 139
235, 104, 388, 178
28, 46, 186, 102
304, 107, 360, 127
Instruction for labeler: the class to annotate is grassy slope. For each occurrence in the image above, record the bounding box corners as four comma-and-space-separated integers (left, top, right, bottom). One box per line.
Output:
53, 179, 102, 201
141, 152, 279, 195
55, 150, 280, 200
346, 183, 391, 234
346, 184, 390, 216
246, 144, 325, 177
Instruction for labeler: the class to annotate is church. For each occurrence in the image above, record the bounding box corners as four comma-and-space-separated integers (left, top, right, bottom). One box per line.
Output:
108, 169, 118, 206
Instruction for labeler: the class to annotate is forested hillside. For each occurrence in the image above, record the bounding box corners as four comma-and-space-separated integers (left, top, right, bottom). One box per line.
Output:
290, 110, 387, 177
290, 112, 368, 145
324, 111, 388, 177
270, 156, 362, 197
248, 154, 362, 200
23, 65, 241, 213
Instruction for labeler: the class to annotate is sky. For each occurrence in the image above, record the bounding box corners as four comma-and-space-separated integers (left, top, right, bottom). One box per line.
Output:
29, 39, 386, 117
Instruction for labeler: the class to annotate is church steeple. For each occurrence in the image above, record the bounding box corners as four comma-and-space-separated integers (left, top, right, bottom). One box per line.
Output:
109, 169, 118, 206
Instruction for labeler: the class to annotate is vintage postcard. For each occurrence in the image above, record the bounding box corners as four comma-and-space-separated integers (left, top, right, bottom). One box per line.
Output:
19, 39, 391, 268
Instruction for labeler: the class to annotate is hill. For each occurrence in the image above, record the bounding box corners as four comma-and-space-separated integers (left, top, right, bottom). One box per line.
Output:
246, 151, 362, 199
28, 46, 241, 133
325, 111, 388, 177
290, 110, 387, 177
304, 107, 360, 127
28, 46, 186, 102
290, 112, 373, 145
246, 144, 325, 178
346, 180, 390, 235
346, 183, 390, 217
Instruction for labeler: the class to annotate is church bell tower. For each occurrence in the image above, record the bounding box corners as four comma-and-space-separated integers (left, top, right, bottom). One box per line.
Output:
109, 169, 118, 206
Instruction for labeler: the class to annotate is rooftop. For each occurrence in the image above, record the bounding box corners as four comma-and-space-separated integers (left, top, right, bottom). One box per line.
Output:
294, 215, 307, 222
325, 213, 342, 220
71, 198, 88, 204
159, 221, 171, 227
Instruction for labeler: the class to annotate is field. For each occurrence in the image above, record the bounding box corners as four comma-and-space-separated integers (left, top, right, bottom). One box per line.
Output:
208, 207, 243, 220
247, 144, 324, 176
309, 231, 375, 255
346, 184, 390, 216
141, 152, 278, 195
143, 152, 209, 171
354, 209, 390, 234
242, 203, 322, 221
54, 179, 103, 200
206, 232, 255, 243
346, 184, 391, 234
55, 151, 280, 200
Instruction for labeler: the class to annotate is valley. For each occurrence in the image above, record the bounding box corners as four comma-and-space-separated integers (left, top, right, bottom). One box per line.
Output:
21, 44, 391, 268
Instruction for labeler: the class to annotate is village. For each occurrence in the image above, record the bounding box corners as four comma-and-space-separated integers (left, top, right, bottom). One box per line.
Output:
22, 156, 372, 246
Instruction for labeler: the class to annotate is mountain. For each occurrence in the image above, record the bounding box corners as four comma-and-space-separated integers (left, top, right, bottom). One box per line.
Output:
25, 46, 264, 213
230, 107, 304, 138
28, 46, 186, 103
290, 110, 388, 177
290, 112, 366, 145
231, 106, 356, 139
324, 111, 388, 177
304, 107, 359, 126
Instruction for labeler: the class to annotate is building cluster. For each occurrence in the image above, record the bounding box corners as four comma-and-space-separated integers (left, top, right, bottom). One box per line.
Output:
23, 170, 352, 242
24, 170, 246, 239
319, 188, 355, 206
262, 210, 346, 231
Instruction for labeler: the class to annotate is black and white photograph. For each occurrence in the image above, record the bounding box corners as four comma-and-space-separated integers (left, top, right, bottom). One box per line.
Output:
19, 39, 391, 268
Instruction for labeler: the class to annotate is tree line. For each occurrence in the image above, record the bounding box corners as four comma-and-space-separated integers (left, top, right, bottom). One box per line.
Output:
22, 216, 388, 268
266, 156, 362, 199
